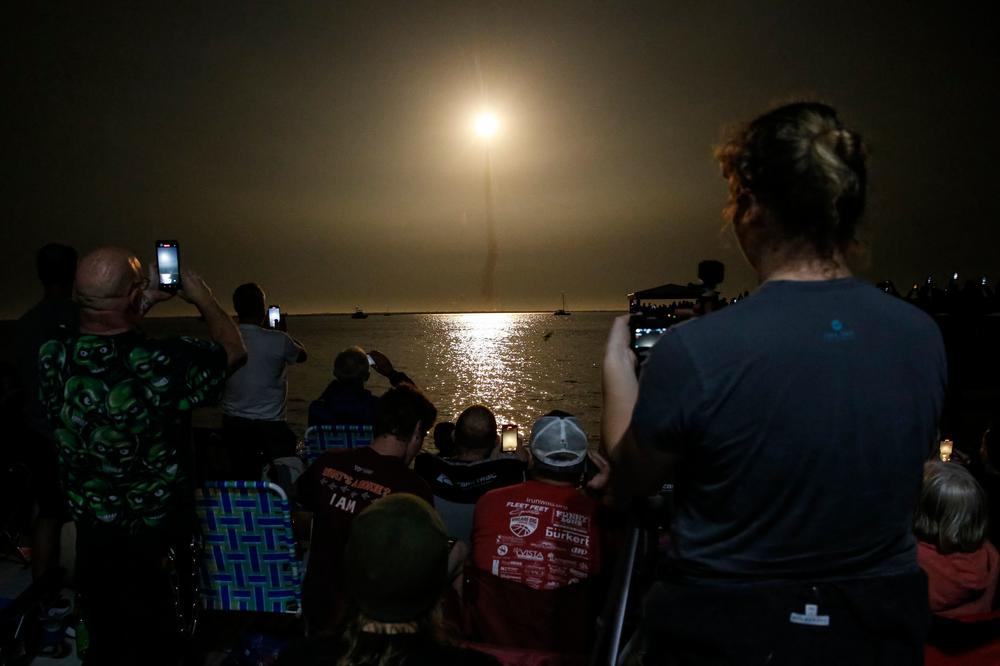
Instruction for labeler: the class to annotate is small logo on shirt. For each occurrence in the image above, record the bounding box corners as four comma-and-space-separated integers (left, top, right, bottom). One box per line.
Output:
823, 319, 856, 343
789, 604, 830, 627
509, 514, 539, 537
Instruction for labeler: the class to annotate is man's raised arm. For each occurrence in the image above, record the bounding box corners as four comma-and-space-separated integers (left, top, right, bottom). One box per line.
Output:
179, 270, 247, 374
591, 315, 676, 504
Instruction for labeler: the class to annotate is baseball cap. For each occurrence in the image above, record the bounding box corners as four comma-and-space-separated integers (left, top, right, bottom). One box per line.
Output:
528, 413, 588, 467
344, 494, 450, 622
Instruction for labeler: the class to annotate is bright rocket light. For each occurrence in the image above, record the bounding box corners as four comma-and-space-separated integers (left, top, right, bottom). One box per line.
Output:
474, 111, 500, 139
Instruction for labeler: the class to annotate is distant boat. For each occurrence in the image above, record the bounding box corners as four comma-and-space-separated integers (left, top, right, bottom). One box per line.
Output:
553, 292, 571, 316
351, 307, 368, 319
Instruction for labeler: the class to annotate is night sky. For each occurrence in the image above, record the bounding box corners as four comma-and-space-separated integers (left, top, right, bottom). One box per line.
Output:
7, 2, 999, 318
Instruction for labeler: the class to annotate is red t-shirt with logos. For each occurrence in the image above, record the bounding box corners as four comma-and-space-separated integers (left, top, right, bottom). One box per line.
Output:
471, 479, 601, 590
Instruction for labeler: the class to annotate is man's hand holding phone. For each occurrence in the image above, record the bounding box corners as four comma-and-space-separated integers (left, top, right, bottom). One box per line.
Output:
155, 240, 181, 292
268, 306, 286, 330
138, 260, 175, 316
367, 350, 395, 377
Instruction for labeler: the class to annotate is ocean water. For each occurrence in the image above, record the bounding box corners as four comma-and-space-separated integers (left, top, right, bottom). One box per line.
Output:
140, 312, 619, 447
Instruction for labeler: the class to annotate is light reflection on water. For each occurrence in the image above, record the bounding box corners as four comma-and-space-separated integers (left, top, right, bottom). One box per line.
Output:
430, 313, 534, 429
142, 311, 616, 449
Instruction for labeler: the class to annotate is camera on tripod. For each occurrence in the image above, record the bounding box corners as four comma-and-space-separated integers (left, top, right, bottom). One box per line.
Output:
628, 260, 727, 364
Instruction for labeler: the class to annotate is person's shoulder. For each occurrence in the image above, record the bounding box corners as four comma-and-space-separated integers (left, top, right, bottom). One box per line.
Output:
428, 455, 511, 471
305, 446, 358, 475
479, 479, 526, 503
862, 287, 939, 329
261, 326, 295, 343
402, 464, 435, 498
849, 286, 944, 353
656, 301, 746, 351
527, 477, 587, 498
367, 447, 427, 483
413, 452, 443, 474
463, 454, 520, 467
916, 539, 944, 564
475, 456, 527, 477
321, 446, 363, 464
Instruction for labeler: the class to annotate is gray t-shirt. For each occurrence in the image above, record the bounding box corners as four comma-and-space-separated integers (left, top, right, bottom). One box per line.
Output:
223, 324, 300, 421
632, 278, 946, 581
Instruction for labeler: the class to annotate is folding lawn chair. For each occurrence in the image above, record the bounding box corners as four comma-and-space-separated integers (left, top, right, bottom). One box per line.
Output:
301, 425, 373, 465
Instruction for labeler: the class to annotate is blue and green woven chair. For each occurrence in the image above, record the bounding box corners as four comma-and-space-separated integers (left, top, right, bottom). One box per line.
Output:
302, 424, 374, 464
194, 481, 302, 616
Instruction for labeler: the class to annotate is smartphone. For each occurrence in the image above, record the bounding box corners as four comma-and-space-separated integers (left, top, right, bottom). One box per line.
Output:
268, 305, 281, 328
501, 424, 518, 453
366, 354, 376, 367
155, 240, 181, 292
630, 325, 671, 352
938, 439, 953, 462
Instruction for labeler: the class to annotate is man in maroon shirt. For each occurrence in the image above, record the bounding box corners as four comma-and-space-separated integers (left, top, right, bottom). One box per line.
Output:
297, 384, 437, 631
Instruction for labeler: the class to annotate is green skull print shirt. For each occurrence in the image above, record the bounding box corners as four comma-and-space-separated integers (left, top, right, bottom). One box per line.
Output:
39, 331, 227, 532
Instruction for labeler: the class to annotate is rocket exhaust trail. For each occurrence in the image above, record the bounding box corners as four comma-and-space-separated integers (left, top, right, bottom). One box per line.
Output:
482, 149, 497, 306
474, 51, 497, 308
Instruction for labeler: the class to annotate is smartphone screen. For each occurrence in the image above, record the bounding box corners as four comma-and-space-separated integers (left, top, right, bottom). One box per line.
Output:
156, 241, 181, 291
631, 326, 670, 351
501, 425, 518, 453
268, 306, 281, 328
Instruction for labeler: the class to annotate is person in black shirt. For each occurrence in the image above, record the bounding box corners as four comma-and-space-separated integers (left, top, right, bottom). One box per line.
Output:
14, 243, 78, 582
595, 103, 946, 665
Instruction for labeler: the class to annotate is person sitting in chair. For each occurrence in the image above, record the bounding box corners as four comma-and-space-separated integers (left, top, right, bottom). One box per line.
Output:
916, 461, 999, 618
471, 411, 604, 590
415, 404, 525, 542
308, 346, 413, 427
297, 385, 436, 632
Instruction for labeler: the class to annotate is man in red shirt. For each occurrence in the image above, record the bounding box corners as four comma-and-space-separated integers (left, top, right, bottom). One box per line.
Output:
472, 411, 601, 590
297, 384, 437, 631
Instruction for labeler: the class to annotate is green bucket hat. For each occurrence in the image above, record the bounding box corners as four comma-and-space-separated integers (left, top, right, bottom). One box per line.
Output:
344, 494, 450, 622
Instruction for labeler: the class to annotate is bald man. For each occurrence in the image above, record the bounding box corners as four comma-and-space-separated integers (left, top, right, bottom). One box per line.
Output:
38, 246, 246, 666
414, 404, 526, 542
